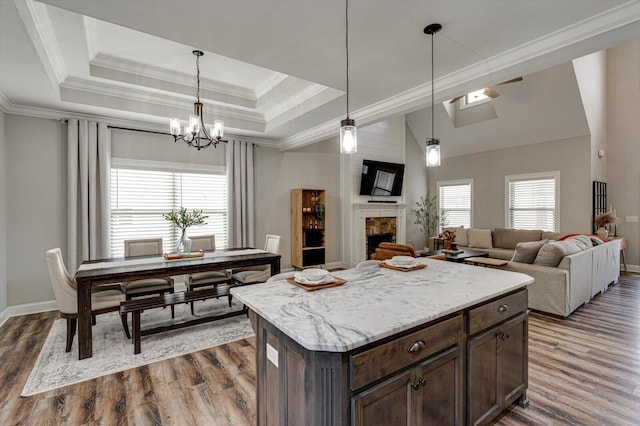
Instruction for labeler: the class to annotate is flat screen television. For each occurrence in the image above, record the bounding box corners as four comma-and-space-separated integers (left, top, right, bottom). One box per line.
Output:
359, 159, 405, 196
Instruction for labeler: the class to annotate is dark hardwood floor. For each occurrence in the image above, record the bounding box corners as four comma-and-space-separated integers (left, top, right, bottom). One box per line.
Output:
2, 274, 639, 425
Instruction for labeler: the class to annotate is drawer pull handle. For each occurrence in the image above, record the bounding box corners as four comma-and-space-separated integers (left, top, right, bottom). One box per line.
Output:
408, 340, 426, 353
410, 377, 426, 390
498, 332, 511, 341
498, 304, 510, 313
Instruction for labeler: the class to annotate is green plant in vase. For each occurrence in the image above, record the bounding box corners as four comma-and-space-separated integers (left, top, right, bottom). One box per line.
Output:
413, 193, 441, 250
163, 207, 208, 254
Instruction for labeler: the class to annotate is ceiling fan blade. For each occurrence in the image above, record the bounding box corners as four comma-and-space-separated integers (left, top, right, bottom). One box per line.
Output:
449, 95, 465, 104
496, 76, 523, 85
483, 87, 500, 98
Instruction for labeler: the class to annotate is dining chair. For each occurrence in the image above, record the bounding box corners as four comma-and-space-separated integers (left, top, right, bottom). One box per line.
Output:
186, 234, 232, 314
231, 234, 281, 286
122, 238, 175, 318
46, 248, 130, 352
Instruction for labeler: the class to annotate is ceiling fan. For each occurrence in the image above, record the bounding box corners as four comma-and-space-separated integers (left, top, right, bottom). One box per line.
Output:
449, 77, 523, 104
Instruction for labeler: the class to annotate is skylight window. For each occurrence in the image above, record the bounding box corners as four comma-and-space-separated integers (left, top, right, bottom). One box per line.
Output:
461, 89, 490, 109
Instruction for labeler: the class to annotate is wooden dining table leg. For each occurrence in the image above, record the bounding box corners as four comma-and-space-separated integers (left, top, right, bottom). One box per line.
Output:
76, 278, 93, 360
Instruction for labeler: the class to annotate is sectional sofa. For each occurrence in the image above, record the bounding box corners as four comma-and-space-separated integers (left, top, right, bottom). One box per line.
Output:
446, 227, 621, 317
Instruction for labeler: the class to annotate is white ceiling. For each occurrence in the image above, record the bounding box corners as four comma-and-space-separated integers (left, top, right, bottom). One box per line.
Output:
1, 0, 639, 151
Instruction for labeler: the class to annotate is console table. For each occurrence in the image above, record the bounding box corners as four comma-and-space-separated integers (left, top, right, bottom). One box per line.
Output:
608, 236, 628, 273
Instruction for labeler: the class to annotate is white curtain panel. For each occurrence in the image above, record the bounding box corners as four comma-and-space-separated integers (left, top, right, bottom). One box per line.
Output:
226, 139, 255, 248
67, 119, 111, 271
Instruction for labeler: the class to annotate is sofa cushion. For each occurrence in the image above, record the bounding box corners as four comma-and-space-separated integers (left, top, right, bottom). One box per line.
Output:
444, 227, 468, 246
511, 239, 549, 264
534, 238, 589, 267
492, 228, 543, 249
486, 248, 516, 261
542, 231, 563, 241
468, 229, 493, 249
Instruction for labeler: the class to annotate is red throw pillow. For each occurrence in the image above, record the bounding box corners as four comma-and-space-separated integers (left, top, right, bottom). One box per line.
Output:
558, 233, 607, 243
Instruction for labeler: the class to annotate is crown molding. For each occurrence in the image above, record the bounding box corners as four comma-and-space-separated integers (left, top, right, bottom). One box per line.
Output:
14, 0, 67, 86
83, 16, 100, 61
60, 76, 265, 123
1, 99, 279, 147
279, 1, 640, 150
254, 73, 289, 99
91, 54, 257, 101
263, 83, 332, 122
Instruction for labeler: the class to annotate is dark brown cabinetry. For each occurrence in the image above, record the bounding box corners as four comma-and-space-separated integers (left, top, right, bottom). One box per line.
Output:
291, 189, 326, 269
253, 289, 528, 426
468, 291, 529, 426
353, 346, 463, 425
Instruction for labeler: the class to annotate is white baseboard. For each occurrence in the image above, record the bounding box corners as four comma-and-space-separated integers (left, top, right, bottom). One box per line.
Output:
0, 300, 57, 328
623, 264, 639, 274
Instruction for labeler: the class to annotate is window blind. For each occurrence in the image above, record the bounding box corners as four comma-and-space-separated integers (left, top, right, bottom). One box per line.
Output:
507, 177, 556, 231
439, 182, 472, 229
110, 166, 227, 258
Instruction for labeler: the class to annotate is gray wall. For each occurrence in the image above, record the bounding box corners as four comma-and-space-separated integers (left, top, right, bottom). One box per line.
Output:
427, 135, 592, 233
608, 39, 640, 269
6, 114, 66, 306
404, 124, 428, 249
254, 137, 341, 270
0, 110, 7, 312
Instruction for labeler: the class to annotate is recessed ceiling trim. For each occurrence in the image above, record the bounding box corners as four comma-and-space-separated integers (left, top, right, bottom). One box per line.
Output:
83, 16, 100, 61
263, 83, 337, 121
60, 76, 265, 123
14, 0, 67, 86
90, 54, 257, 101
254, 73, 289, 99
0, 91, 11, 112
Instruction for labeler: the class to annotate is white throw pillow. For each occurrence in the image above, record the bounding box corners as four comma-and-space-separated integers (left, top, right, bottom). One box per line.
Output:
468, 229, 493, 249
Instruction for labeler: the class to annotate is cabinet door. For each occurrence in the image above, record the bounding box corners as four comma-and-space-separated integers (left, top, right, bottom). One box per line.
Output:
416, 346, 463, 426
352, 369, 412, 426
501, 314, 528, 406
468, 328, 500, 426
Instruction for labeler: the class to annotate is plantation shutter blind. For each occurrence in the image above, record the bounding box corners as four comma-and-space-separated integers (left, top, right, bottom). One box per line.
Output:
508, 177, 556, 231
439, 183, 472, 228
111, 166, 227, 258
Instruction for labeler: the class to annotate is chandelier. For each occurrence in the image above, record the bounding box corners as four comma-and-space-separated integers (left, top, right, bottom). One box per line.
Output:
169, 50, 226, 150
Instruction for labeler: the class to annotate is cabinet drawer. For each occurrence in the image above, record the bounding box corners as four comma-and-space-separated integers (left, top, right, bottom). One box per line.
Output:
350, 314, 463, 390
468, 289, 527, 335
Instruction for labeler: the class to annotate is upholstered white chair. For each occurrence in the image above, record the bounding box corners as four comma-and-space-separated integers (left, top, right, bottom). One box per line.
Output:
122, 238, 175, 317
46, 248, 130, 352
232, 234, 281, 286
187, 234, 232, 314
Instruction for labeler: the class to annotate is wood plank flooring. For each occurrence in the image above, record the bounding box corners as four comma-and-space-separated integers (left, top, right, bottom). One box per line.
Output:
2, 274, 639, 425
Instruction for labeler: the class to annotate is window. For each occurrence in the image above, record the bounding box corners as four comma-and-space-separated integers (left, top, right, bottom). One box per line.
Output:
506, 172, 559, 232
110, 159, 227, 257
461, 89, 490, 109
438, 179, 473, 231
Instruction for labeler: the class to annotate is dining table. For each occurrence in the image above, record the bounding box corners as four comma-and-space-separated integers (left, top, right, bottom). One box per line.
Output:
74, 248, 281, 360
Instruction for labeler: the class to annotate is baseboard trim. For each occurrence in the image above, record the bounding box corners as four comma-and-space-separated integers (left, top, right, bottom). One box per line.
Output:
0, 300, 57, 328
623, 264, 639, 274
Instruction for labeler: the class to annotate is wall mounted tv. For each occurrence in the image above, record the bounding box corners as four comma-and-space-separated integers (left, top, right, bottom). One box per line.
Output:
359, 159, 405, 196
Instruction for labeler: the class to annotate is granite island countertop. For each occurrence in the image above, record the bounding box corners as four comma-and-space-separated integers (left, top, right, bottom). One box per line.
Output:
231, 259, 533, 352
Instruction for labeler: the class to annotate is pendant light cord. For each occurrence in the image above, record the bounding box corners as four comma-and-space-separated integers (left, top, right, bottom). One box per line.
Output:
430, 30, 434, 140
346, 0, 350, 119
196, 54, 201, 103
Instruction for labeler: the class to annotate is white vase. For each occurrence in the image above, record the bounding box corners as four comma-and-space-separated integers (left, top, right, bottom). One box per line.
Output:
177, 229, 192, 254
596, 227, 609, 239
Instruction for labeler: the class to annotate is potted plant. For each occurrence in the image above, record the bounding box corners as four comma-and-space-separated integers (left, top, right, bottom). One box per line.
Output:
163, 207, 208, 254
413, 193, 442, 251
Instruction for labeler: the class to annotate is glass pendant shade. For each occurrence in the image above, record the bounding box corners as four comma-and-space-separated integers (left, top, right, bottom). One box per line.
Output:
340, 118, 357, 154
188, 115, 200, 134
211, 120, 224, 139
426, 138, 441, 167
169, 118, 181, 136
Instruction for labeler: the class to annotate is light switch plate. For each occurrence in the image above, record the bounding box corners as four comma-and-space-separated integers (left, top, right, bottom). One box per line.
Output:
626, 216, 638, 223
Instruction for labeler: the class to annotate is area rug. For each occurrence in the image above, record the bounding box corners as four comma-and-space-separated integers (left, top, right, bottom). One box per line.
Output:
22, 297, 254, 396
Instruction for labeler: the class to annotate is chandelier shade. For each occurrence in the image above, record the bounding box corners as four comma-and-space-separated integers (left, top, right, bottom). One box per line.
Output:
424, 23, 442, 167
169, 50, 227, 150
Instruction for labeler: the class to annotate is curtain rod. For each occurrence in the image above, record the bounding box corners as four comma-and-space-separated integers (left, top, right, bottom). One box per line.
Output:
108, 125, 169, 136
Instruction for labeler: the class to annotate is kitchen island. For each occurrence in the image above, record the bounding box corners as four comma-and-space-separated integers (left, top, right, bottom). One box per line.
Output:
231, 259, 534, 426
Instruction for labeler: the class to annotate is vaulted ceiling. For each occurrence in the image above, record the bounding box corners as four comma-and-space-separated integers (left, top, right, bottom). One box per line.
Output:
1, 0, 639, 151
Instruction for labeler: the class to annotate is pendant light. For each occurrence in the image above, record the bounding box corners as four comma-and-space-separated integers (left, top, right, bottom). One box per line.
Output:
424, 23, 442, 167
340, 0, 357, 154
